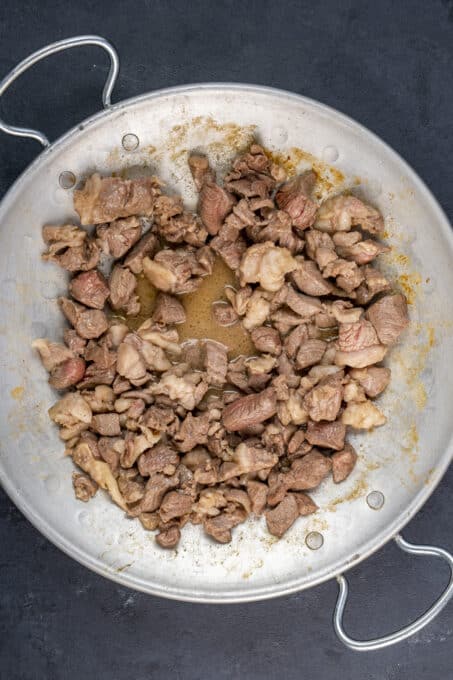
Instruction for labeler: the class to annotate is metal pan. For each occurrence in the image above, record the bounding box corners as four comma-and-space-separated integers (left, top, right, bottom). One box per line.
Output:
1, 36, 452, 651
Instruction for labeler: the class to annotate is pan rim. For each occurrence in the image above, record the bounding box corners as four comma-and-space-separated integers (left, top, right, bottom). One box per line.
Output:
1, 82, 452, 603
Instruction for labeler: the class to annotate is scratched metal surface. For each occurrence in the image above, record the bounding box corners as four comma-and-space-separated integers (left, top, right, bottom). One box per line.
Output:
0, 1, 453, 678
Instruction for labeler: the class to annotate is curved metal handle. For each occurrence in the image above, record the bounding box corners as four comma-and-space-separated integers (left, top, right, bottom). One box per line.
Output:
333, 534, 453, 651
0, 35, 119, 148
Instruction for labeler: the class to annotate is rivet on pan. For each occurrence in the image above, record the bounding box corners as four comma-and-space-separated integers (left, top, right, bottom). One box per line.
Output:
59, 171, 76, 189
122, 133, 140, 151
322, 145, 339, 163
366, 490, 385, 510
305, 531, 324, 550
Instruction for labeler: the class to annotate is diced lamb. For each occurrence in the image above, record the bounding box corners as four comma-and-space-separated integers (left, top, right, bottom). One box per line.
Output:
332, 444, 358, 483
109, 265, 139, 315
349, 366, 391, 397
275, 172, 318, 230
152, 293, 186, 325
315, 194, 384, 234
59, 298, 108, 339
303, 378, 343, 422
239, 242, 298, 292
341, 400, 386, 429
69, 270, 109, 309
96, 217, 141, 258
188, 154, 215, 190
212, 302, 238, 327
42, 224, 99, 271
292, 259, 333, 296
296, 339, 327, 370
305, 420, 346, 450
72, 473, 98, 501
123, 230, 159, 274
250, 326, 282, 356
198, 182, 235, 235
366, 294, 409, 345
265, 494, 299, 537
222, 388, 277, 431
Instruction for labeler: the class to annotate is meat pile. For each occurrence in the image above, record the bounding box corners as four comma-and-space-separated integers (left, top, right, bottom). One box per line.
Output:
34, 145, 409, 548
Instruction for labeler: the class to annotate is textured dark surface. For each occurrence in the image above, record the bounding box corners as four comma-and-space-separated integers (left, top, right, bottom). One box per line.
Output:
1, 1, 453, 678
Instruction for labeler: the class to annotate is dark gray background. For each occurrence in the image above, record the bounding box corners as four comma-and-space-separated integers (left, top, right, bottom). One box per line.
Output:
1, 1, 452, 678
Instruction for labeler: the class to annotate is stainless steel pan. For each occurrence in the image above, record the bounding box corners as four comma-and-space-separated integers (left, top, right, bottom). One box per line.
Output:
1, 36, 453, 651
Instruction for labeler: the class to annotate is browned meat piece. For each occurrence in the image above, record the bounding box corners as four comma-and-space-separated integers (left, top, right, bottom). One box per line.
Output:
332, 231, 362, 247
174, 413, 210, 452
350, 366, 391, 397
275, 172, 318, 230
32, 338, 74, 372
156, 526, 181, 548
284, 324, 308, 359
59, 298, 108, 339
91, 413, 121, 436
130, 473, 179, 514
42, 224, 99, 272
72, 472, 98, 501
74, 173, 161, 225
286, 450, 332, 490
78, 363, 116, 389
255, 210, 305, 254
198, 181, 235, 235
159, 491, 193, 523
231, 144, 271, 175
211, 234, 248, 271
118, 476, 145, 503
292, 259, 333, 296
338, 319, 379, 353
285, 287, 323, 317
64, 329, 87, 355
335, 344, 387, 369
188, 154, 215, 190
336, 239, 389, 265
49, 357, 86, 390
332, 444, 358, 483
246, 480, 268, 514
250, 326, 282, 356
220, 442, 278, 477
330, 300, 363, 324
212, 301, 238, 327
143, 246, 214, 295
366, 294, 409, 345
222, 388, 277, 431
203, 340, 228, 386
296, 339, 327, 370
97, 437, 122, 473
69, 270, 109, 310
287, 429, 307, 455
109, 266, 139, 315
306, 420, 346, 450
305, 229, 336, 267
203, 508, 246, 543
265, 494, 299, 537
138, 444, 180, 476
355, 266, 390, 305
123, 230, 159, 274
293, 492, 318, 516
323, 258, 364, 294
154, 195, 208, 247
239, 242, 298, 292
139, 512, 160, 531
96, 217, 141, 258
84, 340, 117, 368
152, 293, 186, 325
315, 194, 384, 234
303, 378, 343, 422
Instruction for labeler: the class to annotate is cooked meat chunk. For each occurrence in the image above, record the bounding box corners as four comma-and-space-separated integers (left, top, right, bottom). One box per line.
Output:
154, 196, 208, 247
116, 342, 147, 381
212, 301, 238, 327
265, 494, 299, 537
188, 154, 215, 190
203, 340, 228, 387
90, 413, 121, 437
303, 378, 343, 422
150, 371, 207, 410
366, 294, 409, 345
330, 301, 363, 324
49, 357, 86, 390
130, 473, 179, 514
159, 492, 193, 523
342, 401, 386, 429
355, 266, 390, 305
198, 181, 235, 235
332, 444, 358, 483
64, 329, 87, 355
156, 525, 181, 548
338, 319, 379, 353
275, 172, 317, 230
204, 509, 246, 543
72, 472, 98, 501
69, 270, 109, 309
123, 230, 159, 274
32, 338, 74, 372
286, 450, 332, 490
174, 413, 210, 452
247, 480, 268, 514
109, 265, 139, 315
285, 287, 323, 317
211, 234, 247, 271
251, 326, 282, 356
296, 339, 327, 370
335, 344, 387, 369
152, 293, 186, 325
239, 242, 298, 292
315, 194, 384, 234
230, 442, 278, 475
96, 217, 141, 258
306, 420, 346, 450
59, 298, 108, 339
222, 389, 277, 431
293, 492, 318, 516
336, 239, 389, 265
74, 173, 161, 224
323, 258, 364, 293
242, 290, 271, 331
72, 441, 126, 510
42, 224, 99, 271
305, 229, 336, 266
292, 259, 333, 296
350, 366, 391, 397
143, 246, 214, 294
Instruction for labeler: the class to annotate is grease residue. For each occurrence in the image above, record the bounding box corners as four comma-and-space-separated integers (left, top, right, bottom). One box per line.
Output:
10, 386, 24, 400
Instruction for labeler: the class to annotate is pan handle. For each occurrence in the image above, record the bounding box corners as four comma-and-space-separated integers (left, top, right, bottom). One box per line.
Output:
333, 534, 453, 651
0, 35, 119, 148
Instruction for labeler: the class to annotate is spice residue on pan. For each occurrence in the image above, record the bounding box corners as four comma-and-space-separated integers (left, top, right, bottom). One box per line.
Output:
10, 386, 24, 400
